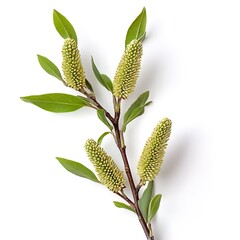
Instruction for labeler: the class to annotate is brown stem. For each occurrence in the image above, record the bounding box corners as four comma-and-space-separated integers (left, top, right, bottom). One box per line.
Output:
82, 89, 154, 239
113, 108, 154, 240
82, 89, 114, 122
136, 181, 143, 195
116, 191, 135, 208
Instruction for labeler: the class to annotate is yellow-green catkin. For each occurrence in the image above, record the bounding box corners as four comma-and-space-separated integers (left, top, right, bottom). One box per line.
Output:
137, 118, 172, 183
113, 39, 143, 99
62, 38, 86, 90
85, 139, 125, 192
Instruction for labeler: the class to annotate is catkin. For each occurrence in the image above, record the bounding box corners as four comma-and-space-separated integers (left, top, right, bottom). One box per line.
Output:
113, 39, 143, 99
85, 139, 125, 192
62, 38, 86, 90
137, 118, 172, 183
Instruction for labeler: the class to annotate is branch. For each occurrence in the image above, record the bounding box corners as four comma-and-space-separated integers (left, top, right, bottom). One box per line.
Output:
81, 88, 154, 239
116, 191, 135, 209
112, 100, 153, 240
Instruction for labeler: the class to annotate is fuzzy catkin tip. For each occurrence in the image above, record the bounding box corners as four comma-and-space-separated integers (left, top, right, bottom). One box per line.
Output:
113, 39, 143, 99
85, 139, 125, 192
137, 118, 172, 183
62, 38, 86, 90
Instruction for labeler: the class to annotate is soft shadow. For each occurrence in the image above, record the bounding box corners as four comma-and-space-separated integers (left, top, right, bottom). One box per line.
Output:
160, 134, 192, 179
138, 55, 166, 100
153, 132, 197, 240
153, 222, 167, 240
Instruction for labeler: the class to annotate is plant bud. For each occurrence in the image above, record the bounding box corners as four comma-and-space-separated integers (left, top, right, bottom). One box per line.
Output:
62, 38, 86, 90
113, 39, 143, 99
85, 139, 125, 192
137, 118, 172, 183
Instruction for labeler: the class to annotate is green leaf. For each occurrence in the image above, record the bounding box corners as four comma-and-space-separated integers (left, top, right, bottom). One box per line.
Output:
123, 91, 151, 131
85, 79, 94, 93
91, 57, 113, 92
123, 105, 147, 130
125, 7, 147, 47
101, 74, 113, 92
21, 93, 91, 113
139, 32, 146, 42
37, 55, 63, 81
56, 157, 100, 183
148, 194, 162, 223
125, 91, 149, 117
138, 181, 154, 221
113, 201, 135, 213
97, 132, 111, 145
53, 9, 78, 43
97, 109, 113, 130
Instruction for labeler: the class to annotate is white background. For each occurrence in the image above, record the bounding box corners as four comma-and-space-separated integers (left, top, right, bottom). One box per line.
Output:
0, 0, 240, 239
